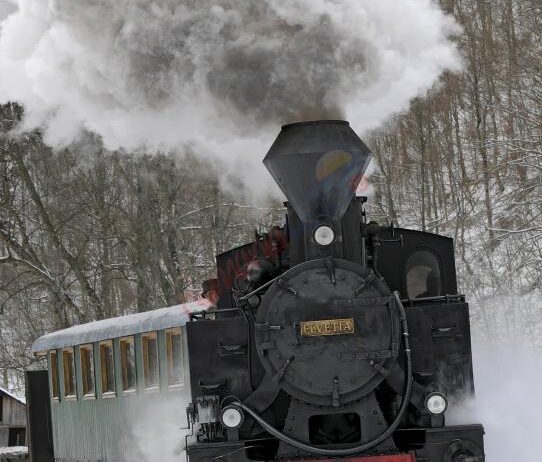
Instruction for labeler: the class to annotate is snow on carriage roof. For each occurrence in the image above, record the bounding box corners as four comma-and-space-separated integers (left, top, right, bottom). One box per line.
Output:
0, 385, 26, 405
32, 299, 211, 354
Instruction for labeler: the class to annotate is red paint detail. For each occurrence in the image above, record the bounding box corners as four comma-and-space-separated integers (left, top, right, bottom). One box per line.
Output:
286, 454, 415, 462
217, 227, 289, 292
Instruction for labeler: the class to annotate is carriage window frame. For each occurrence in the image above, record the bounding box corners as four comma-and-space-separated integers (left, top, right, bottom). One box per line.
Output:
62, 347, 76, 399
50, 350, 60, 400
80, 344, 96, 399
165, 328, 183, 387
405, 249, 443, 299
120, 336, 137, 393
142, 332, 160, 390
99, 341, 116, 397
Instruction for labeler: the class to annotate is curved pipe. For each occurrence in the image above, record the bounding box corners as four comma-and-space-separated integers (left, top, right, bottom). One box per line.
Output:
233, 292, 413, 457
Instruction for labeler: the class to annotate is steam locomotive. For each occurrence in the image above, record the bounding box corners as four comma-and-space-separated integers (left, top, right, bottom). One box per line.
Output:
27, 120, 484, 462
185, 121, 485, 462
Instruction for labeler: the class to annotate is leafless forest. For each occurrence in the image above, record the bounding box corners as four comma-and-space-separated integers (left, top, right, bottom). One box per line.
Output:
0, 0, 541, 390
368, 0, 542, 342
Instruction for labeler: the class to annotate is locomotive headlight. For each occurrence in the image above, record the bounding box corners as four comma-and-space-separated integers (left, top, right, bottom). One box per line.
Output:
314, 225, 335, 246
425, 392, 448, 415
220, 405, 244, 429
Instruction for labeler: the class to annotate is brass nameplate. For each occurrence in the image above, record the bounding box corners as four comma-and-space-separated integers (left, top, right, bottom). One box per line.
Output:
300, 318, 355, 337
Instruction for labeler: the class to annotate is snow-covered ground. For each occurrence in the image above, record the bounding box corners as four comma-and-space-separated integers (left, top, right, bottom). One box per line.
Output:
0, 446, 28, 460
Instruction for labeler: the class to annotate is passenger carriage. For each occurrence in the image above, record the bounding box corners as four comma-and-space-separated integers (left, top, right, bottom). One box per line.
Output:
30, 300, 209, 462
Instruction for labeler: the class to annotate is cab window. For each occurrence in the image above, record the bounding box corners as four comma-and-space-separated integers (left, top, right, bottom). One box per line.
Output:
406, 250, 442, 299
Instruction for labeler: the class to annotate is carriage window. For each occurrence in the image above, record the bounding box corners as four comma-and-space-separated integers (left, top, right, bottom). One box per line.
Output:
62, 348, 76, 398
406, 250, 442, 299
99, 341, 115, 395
166, 329, 183, 386
142, 332, 159, 389
80, 345, 95, 397
120, 337, 136, 391
50, 351, 60, 399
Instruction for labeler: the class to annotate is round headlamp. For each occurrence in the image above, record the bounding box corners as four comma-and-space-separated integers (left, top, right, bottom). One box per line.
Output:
220, 405, 244, 429
314, 225, 335, 246
425, 392, 448, 415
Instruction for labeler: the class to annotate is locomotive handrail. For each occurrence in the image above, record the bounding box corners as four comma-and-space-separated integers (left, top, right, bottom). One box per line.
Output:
238, 273, 284, 302
401, 293, 466, 305
232, 291, 413, 457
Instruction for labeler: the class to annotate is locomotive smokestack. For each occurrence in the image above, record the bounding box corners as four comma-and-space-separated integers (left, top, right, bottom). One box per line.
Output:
264, 120, 371, 261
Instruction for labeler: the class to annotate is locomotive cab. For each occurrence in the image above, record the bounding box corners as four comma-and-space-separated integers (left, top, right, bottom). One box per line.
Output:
185, 121, 485, 462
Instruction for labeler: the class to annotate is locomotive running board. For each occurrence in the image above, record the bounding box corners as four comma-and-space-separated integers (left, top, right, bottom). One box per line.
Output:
286, 454, 415, 462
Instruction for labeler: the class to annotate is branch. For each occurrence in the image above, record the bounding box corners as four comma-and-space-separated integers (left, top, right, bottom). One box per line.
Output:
9, 146, 102, 315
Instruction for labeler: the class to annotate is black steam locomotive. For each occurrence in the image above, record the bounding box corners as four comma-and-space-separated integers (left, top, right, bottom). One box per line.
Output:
185, 120, 485, 462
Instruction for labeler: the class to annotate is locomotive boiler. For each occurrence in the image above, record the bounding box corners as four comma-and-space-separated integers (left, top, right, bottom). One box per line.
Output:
185, 120, 485, 462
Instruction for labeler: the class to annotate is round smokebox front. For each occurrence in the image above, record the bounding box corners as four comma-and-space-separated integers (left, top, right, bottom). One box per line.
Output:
255, 258, 400, 407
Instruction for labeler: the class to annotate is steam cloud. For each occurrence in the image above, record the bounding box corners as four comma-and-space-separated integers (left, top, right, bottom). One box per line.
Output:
130, 397, 190, 462
0, 0, 461, 177
448, 340, 542, 462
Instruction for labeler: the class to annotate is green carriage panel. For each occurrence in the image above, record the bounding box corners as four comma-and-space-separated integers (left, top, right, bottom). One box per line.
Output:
33, 301, 209, 462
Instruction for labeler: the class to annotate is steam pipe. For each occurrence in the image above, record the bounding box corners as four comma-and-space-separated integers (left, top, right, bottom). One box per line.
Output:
233, 291, 413, 456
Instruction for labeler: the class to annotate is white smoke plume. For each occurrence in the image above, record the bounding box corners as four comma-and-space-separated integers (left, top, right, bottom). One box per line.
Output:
0, 0, 461, 187
0, 0, 15, 21
447, 339, 542, 462
129, 396, 190, 462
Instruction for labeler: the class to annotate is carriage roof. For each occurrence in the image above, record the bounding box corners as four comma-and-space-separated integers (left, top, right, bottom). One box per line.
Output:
31, 299, 211, 354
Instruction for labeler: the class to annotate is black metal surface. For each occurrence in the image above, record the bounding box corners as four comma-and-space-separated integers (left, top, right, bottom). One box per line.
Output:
286, 197, 364, 266
378, 228, 458, 299
186, 425, 484, 462
264, 120, 371, 261
255, 258, 399, 406
25, 370, 54, 462
341, 197, 364, 265
215, 227, 289, 309
284, 202, 305, 266
406, 302, 475, 396
186, 440, 247, 462
275, 395, 395, 459
264, 121, 371, 223
395, 424, 485, 461
186, 439, 280, 462
215, 241, 264, 309
237, 292, 414, 458
186, 317, 265, 402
